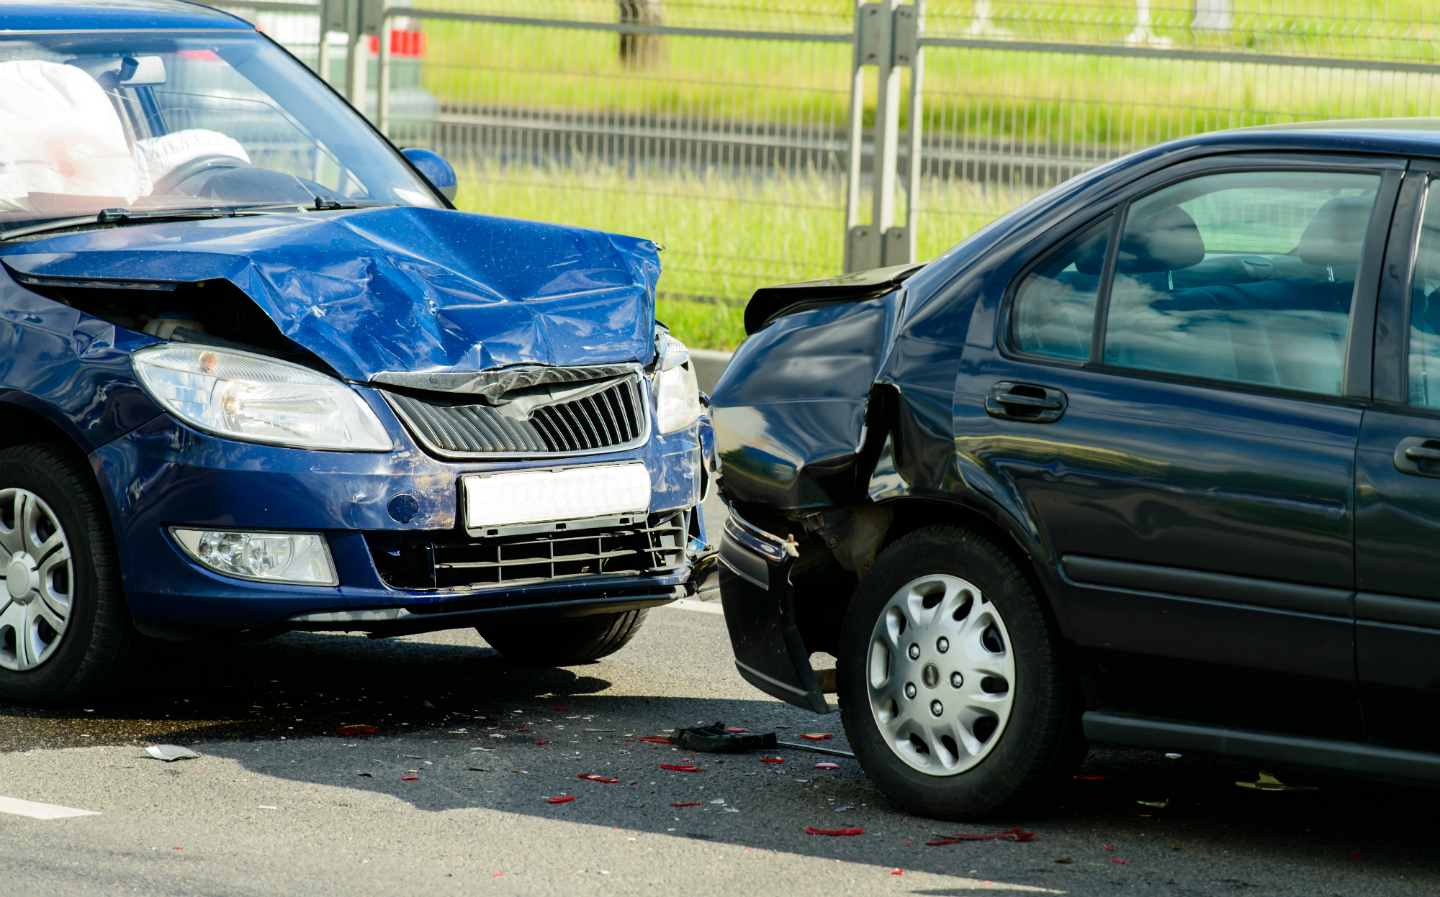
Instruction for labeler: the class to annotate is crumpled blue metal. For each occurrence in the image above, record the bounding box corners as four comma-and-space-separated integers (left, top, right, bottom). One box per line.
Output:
0, 206, 663, 382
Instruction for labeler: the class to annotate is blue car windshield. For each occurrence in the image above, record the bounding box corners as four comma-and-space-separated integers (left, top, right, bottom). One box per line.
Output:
0, 31, 442, 226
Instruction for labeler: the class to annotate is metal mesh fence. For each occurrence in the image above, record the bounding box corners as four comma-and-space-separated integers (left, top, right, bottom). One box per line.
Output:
220, 0, 1440, 310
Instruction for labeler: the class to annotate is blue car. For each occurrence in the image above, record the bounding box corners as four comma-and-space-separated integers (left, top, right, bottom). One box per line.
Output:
713, 120, 1440, 818
0, 0, 713, 704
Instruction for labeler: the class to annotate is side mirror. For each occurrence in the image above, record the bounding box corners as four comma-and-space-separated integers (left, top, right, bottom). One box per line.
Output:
401, 148, 457, 202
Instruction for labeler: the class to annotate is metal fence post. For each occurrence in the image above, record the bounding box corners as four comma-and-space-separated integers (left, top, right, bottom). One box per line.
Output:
377, 2, 392, 136
844, 1, 918, 273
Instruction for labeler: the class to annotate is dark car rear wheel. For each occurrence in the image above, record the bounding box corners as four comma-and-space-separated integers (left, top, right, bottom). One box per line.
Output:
0, 444, 140, 705
478, 608, 649, 665
837, 524, 1084, 820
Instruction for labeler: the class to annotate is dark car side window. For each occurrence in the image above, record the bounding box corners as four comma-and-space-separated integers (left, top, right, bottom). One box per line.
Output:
1408, 179, 1440, 408
1009, 214, 1113, 361
1102, 171, 1381, 396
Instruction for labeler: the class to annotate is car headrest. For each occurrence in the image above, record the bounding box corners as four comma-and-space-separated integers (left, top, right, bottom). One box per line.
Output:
1297, 195, 1373, 267
0, 59, 147, 211
1116, 206, 1205, 273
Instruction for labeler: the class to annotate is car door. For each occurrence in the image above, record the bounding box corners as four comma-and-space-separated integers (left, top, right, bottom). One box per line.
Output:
954, 153, 1403, 739
1356, 161, 1440, 751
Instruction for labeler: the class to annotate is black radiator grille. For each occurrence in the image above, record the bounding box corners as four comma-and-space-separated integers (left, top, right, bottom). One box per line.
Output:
383, 374, 645, 456
369, 512, 687, 591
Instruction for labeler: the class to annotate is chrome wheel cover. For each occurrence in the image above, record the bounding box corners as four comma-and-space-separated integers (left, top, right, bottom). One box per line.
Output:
866, 574, 1016, 776
0, 488, 73, 671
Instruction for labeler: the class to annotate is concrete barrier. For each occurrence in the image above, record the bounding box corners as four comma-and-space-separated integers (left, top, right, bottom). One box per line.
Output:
690, 348, 733, 396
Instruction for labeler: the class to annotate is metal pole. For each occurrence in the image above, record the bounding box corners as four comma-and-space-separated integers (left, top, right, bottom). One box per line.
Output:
377, 5, 391, 136
346, 0, 365, 109
903, 4, 923, 265
870, 0, 900, 260
843, 1, 868, 274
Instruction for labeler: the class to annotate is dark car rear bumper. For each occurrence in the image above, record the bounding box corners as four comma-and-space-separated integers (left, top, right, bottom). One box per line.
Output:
718, 508, 831, 714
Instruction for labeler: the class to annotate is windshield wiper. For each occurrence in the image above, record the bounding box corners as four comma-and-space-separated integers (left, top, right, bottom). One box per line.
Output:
0, 207, 241, 242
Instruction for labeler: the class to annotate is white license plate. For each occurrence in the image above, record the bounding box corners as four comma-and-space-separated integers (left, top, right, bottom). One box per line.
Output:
463, 463, 651, 530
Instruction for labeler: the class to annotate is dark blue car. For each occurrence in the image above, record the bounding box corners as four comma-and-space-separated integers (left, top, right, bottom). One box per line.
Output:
713, 120, 1440, 818
0, 0, 712, 704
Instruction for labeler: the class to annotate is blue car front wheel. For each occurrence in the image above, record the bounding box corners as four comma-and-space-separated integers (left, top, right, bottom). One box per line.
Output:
0, 444, 139, 705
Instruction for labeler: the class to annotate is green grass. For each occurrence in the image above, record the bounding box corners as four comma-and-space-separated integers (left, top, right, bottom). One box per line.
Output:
452, 156, 1035, 348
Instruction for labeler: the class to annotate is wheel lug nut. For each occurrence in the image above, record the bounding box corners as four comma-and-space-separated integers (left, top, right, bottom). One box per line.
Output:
908, 644, 920, 660
936, 637, 949, 653
930, 700, 943, 717
905, 683, 917, 699
951, 672, 963, 688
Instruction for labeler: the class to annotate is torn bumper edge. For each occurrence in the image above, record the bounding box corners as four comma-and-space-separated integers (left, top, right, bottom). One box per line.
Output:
718, 508, 832, 714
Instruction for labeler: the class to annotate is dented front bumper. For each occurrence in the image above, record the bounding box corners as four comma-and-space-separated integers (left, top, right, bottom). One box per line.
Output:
718, 508, 832, 714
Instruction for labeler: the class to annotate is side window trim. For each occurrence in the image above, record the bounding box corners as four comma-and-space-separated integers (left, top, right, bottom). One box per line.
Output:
1373, 164, 1436, 407
1087, 199, 1127, 365
1000, 209, 1120, 365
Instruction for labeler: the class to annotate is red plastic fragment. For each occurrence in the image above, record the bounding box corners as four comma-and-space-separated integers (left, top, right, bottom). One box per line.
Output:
759, 757, 785, 763
546, 796, 575, 804
535, 739, 549, 745
1112, 858, 1128, 865
401, 776, 419, 781
551, 706, 568, 711
671, 802, 703, 807
806, 827, 864, 836
926, 840, 956, 847
336, 724, 378, 736
937, 828, 1037, 842
813, 762, 841, 769
659, 764, 700, 772
890, 869, 903, 876
725, 727, 749, 733
637, 737, 674, 744
1074, 774, 1106, 781
578, 774, 620, 783
1103, 843, 1116, 851
1350, 851, 1365, 861
799, 733, 834, 741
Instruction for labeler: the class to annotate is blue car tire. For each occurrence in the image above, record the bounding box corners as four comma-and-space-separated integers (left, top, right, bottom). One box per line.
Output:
0, 444, 140, 705
836, 525, 1086, 819
477, 608, 650, 665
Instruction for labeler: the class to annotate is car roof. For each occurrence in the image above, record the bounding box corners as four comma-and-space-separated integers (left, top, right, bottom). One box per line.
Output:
1132, 118, 1440, 166
0, 0, 253, 33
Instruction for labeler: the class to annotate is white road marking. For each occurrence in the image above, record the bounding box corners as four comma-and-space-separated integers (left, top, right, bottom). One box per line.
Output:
664, 598, 724, 615
0, 795, 99, 820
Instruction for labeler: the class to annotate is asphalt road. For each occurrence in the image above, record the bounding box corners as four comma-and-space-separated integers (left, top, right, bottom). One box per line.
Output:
1, 502, 1436, 896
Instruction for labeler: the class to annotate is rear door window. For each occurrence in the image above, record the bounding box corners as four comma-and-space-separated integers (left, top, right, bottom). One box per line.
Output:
1102, 171, 1380, 395
1408, 180, 1440, 407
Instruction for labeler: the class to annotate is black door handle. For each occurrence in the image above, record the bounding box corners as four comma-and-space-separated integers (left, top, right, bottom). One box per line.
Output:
985, 381, 1068, 423
1394, 437, 1440, 476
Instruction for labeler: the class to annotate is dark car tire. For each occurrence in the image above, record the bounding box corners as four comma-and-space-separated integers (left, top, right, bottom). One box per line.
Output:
478, 608, 649, 665
0, 443, 141, 705
836, 524, 1085, 820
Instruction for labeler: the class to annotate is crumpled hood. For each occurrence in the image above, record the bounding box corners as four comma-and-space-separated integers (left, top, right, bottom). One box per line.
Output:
0, 206, 662, 381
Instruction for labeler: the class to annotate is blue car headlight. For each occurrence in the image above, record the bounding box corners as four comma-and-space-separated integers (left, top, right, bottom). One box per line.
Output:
132, 344, 392, 451
654, 334, 702, 434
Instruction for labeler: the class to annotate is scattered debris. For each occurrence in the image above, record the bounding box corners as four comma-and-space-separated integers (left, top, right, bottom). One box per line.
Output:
1137, 799, 1169, 808
673, 722, 778, 753
928, 828, 1037, 845
145, 745, 200, 762
659, 764, 701, 772
422, 700, 438, 709
1165, 753, 1182, 760
806, 827, 864, 836
725, 727, 748, 733
637, 737, 674, 745
671, 802, 703, 808
799, 733, 833, 741
1103, 843, 1116, 851
1054, 857, 1072, 864
1074, 775, 1105, 781
358, 772, 374, 777
814, 762, 841, 770
401, 776, 419, 781
834, 806, 855, 812
1236, 771, 1318, 792
759, 757, 785, 764
546, 796, 575, 804
1112, 858, 1128, 865
1350, 851, 1365, 861
890, 869, 903, 875
336, 725, 378, 736
469, 767, 490, 772
723, 806, 740, 813
578, 774, 620, 783
551, 706, 568, 711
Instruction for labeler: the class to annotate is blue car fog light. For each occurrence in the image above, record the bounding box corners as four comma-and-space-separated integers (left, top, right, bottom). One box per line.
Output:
171, 528, 338, 586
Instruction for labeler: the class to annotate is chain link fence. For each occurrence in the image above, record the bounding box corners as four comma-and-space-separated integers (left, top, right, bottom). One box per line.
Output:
218, 1, 1440, 330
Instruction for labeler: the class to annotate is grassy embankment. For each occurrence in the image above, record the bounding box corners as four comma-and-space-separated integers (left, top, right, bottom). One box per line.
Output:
433, 0, 1440, 348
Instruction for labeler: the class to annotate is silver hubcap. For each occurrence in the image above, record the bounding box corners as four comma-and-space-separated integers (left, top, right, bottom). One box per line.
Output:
866, 574, 1016, 776
0, 489, 73, 671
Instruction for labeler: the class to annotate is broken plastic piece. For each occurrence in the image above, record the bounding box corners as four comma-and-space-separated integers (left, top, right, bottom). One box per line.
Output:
578, 774, 620, 783
1350, 851, 1365, 860
551, 706, 568, 711
1165, 753, 1182, 759
637, 737, 674, 745
814, 762, 840, 769
670, 802, 703, 808
659, 764, 701, 772
1054, 857, 1073, 864
401, 776, 419, 781
336, 724, 378, 736
1103, 843, 1116, 850
535, 739, 549, 745
759, 757, 784, 763
546, 796, 575, 804
806, 827, 864, 836
1074, 774, 1105, 781
926, 840, 956, 847
890, 870, 903, 876
1137, 799, 1168, 808
798, 733, 833, 741
1112, 858, 1128, 865
935, 828, 1037, 842
1236, 771, 1318, 791
145, 745, 200, 762
672, 722, 777, 753
725, 727, 748, 733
